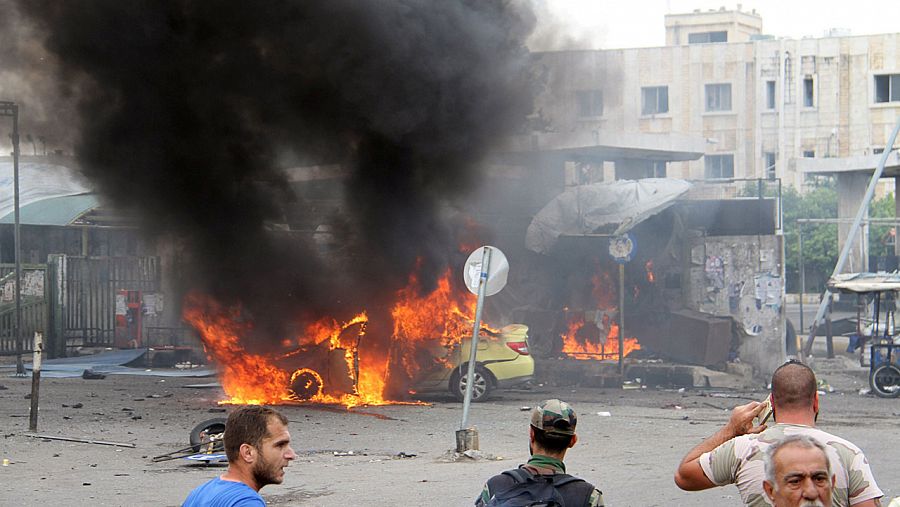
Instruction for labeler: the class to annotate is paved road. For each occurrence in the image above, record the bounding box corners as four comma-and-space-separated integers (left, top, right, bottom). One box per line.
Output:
0, 371, 897, 506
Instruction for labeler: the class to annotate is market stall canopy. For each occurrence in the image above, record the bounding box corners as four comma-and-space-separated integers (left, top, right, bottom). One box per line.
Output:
828, 272, 900, 293
526, 178, 692, 255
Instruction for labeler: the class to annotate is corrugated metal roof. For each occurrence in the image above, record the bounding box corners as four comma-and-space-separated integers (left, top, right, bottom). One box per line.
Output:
828, 272, 900, 293
0, 193, 100, 226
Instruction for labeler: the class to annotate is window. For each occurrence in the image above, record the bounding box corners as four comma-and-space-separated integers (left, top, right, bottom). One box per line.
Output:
803, 150, 815, 158
705, 83, 732, 112
651, 161, 667, 178
766, 81, 776, 110
705, 154, 734, 179
688, 31, 727, 44
874, 148, 885, 154
875, 74, 900, 103
803, 77, 815, 107
641, 86, 669, 115
764, 152, 777, 180
576, 90, 603, 117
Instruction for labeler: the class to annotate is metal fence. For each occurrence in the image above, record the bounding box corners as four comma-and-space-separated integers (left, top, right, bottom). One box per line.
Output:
0, 264, 48, 356
49, 255, 160, 353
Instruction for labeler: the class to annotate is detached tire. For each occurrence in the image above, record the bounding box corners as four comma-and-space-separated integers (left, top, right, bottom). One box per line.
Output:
450, 364, 492, 403
870, 364, 900, 398
190, 418, 227, 452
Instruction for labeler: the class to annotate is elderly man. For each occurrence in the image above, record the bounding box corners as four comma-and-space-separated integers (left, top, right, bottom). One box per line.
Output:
675, 361, 882, 506
475, 399, 603, 506
763, 435, 835, 507
183, 406, 297, 506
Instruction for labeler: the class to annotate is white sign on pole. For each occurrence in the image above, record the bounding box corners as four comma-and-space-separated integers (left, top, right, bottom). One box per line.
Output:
463, 246, 508, 297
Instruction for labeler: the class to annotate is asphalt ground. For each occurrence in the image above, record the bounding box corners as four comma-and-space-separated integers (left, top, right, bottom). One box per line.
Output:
1, 365, 898, 507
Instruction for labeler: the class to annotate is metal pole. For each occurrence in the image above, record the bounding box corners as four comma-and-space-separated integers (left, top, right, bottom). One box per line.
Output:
798, 223, 805, 334
29, 332, 42, 432
825, 295, 834, 359
7, 103, 23, 375
803, 116, 900, 357
618, 263, 625, 375
460, 247, 492, 431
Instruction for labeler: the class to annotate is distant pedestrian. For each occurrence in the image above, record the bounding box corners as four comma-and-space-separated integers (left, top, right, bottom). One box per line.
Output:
762, 435, 834, 507
674, 360, 882, 506
183, 406, 296, 507
475, 399, 603, 506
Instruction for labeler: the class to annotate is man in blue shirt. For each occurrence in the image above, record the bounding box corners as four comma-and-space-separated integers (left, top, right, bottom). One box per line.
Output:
184, 406, 297, 506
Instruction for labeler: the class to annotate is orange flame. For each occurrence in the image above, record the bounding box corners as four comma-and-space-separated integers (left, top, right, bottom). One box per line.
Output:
183, 295, 292, 405
389, 269, 483, 381
183, 264, 492, 408
646, 260, 656, 284
561, 315, 641, 361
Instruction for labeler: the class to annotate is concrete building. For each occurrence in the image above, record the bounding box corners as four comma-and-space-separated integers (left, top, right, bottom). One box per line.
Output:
531, 6, 900, 192
664, 5, 763, 45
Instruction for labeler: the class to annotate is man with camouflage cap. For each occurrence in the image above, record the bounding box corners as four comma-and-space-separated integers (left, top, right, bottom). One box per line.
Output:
475, 399, 604, 506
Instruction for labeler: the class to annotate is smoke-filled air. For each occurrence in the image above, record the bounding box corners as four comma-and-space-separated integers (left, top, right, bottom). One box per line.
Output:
15, 0, 538, 347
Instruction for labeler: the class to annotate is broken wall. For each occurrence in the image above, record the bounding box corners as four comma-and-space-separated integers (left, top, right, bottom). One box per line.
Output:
685, 233, 785, 376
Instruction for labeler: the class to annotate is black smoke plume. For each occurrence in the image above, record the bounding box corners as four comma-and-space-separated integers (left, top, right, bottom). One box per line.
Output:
17, 1, 536, 343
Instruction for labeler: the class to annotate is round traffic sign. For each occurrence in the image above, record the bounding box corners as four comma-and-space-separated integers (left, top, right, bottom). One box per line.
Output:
463, 246, 509, 297
608, 233, 636, 264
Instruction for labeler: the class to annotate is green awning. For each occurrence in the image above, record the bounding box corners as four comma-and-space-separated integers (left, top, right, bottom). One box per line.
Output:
0, 193, 100, 226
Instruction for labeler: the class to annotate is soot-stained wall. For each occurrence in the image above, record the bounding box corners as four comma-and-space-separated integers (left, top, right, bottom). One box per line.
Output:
685, 233, 785, 376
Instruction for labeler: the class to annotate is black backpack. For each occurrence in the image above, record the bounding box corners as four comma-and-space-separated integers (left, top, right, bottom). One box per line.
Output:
485, 468, 588, 507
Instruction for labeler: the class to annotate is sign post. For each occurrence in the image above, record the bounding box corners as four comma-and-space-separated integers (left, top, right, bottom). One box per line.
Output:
456, 246, 508, 452
609, 234, 636, 375
29, 332, 43, 431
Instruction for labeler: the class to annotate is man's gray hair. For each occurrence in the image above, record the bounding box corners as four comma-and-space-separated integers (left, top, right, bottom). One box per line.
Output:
764, 434, 831, 486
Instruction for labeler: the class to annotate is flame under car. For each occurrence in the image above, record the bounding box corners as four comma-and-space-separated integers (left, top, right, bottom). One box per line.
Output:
410, 324, 534, 402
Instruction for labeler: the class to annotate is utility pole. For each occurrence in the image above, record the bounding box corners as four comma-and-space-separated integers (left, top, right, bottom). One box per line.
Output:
0, 102, 23, 374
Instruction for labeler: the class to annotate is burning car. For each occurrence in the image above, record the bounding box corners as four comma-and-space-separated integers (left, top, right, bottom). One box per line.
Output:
410, 323, 533, 402
185, 268, 532, 407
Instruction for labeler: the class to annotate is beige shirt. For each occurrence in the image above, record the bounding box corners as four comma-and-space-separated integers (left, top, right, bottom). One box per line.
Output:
699, 423, 882, 506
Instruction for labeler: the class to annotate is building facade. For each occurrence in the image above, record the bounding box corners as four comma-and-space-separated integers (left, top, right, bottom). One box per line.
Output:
531, 7, 900, 191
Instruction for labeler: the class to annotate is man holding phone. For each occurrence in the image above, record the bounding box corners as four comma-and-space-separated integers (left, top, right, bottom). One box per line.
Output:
674, 361, 882, 507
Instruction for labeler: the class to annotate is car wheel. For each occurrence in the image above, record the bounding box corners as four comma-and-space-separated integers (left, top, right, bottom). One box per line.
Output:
870, 364, 900, 398
190, 418, 227, 453
450, 364, 492, 402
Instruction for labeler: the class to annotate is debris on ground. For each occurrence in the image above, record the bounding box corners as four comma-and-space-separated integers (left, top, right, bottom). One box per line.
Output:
438, 449, 504, 462
817, 378, 835, 393
25, 434, 135, 448
622, 381, 641, 390
82, 369, 106, 380
596, 411, 612, 417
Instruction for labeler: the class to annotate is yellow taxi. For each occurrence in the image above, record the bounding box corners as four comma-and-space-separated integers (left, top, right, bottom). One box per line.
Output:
413, 324, 534, 402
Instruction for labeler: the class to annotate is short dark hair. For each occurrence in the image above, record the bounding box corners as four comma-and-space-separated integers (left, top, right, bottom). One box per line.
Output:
224, 406, 289, 462
771, 361, 817, 411
532, 426, 574, 453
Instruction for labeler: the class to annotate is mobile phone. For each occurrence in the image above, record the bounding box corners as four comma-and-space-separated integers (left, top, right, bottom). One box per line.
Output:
754, 395, 773, 427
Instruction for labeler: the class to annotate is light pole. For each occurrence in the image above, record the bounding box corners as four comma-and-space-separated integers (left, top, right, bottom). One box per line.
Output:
0, 101, 23, 375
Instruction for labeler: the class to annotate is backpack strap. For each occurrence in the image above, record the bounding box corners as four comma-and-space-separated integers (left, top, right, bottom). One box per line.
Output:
500, 468, 534, 485
548, 473, 585, 488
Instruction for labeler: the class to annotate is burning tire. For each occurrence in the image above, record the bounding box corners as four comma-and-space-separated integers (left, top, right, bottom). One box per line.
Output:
870, 364, 900, 398
450, 364, 492, 402
190, 418, 226, 453
288, 368, 324, 401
